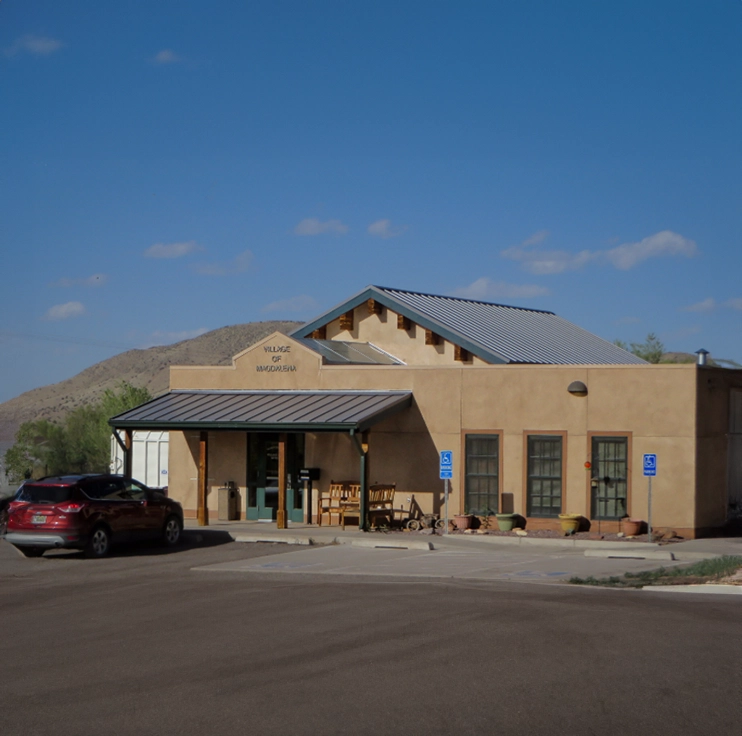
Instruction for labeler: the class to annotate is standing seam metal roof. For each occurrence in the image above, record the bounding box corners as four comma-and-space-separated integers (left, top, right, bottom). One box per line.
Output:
109, 390, 413, 432
292, 285, 646, 365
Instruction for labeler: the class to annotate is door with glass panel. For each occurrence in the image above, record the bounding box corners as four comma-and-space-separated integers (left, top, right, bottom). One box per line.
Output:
464, 435, 500, 516
246, 434, 305, 522
590, 436, 628, 519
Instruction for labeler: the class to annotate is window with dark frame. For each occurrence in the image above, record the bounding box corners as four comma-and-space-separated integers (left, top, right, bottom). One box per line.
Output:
526, 435, 562, 517
465, 434, 499, 516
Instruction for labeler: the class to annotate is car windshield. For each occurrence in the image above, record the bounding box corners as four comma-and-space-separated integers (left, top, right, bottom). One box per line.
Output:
17, 485, 74, 504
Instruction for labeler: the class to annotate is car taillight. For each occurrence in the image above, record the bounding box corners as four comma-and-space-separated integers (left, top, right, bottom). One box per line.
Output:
57, 502, 86, 513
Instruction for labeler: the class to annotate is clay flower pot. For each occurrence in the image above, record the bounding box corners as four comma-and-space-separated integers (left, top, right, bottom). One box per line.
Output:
496, 513, 517, 531
622, 518, 643, 536
454, 514, 473, 530
558, 513, 582, 535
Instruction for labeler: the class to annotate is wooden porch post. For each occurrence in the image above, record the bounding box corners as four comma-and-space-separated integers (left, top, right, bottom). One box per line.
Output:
124, 430, 133, 478
360, 431, 369, 532
277, 433, 287, 529
198, 431, 209, 527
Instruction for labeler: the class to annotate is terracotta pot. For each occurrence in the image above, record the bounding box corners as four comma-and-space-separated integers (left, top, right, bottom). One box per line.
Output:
622, 518, 643, 536
454, 514, 473, 530
496, 513, 517, 531
558, 513, 582, 534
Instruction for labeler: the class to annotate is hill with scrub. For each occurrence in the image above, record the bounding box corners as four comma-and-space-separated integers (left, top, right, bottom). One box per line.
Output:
0, 321, 301, 444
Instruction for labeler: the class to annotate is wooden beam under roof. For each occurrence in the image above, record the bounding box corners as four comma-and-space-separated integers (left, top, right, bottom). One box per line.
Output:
310, 326, 327, 339
425, 329, 440, 346
397, 314, 411, 331
454, 344, 470, 362
339, 310, 354, 331
367, 298, 382, 315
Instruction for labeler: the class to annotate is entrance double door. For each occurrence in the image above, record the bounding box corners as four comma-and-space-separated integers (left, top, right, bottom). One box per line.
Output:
246, 434, 304, 522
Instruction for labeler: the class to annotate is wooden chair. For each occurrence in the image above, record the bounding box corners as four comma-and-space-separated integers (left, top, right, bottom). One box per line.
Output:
340, 483, 361, 529
368, 484, 396, 528
317, 481, 347, 526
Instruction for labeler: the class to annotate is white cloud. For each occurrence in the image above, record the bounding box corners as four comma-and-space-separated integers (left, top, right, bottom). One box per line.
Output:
450, 278, 549, 301
193, 249, 253, 276
521, 229, 549, 247
501, 243, 597, 275
604, 230, 697, 270
294, 218, 348, 236
43, 301, 85, 321
5, 35, 64, 57
153, 49, 181, 64
682, 298, 716, 313
725, 298, 742, 311
144, 240, 201, 259
261, 295, 320, 314
54, 273, 108, 288
502, 230, 697, 274
140, 328, 209, 347
367, 219, 407, 239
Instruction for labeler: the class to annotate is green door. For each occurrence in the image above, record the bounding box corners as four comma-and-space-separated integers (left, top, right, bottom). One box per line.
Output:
591, 436, 629, 520
246, 434, 304, 522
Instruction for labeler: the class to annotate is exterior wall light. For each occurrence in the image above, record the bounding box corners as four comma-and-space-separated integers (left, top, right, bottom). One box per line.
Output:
567, 380, 588, 397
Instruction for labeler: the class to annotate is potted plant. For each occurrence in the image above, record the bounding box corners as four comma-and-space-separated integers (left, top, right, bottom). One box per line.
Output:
495, 513, 518, 531
621, 517, 643, 536
558, 513, 582, 535
453, 513, 474, 530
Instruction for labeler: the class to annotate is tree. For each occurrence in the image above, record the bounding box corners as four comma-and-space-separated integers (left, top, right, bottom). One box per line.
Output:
629, 333, 665, 363
3, 382, 151, 483
614, 333, 665, 364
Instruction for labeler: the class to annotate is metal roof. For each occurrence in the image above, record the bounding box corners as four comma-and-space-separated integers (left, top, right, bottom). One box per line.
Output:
297, 339, 403, 365
291, 285, 646, 365
109, 390, 413, 433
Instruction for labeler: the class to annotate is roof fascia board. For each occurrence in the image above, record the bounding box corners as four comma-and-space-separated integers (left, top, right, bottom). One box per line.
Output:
291, 285, 509, 364
289, 286, 380, 338
108, 420, 359, 432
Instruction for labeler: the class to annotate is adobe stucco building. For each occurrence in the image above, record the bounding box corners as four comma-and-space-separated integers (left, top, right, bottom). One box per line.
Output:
112, 286, 742, 538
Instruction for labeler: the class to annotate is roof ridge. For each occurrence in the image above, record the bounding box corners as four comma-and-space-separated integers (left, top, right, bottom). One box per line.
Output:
372, 285, 555, 315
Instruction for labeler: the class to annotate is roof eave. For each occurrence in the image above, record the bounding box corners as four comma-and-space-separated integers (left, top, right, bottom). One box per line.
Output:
291, 285, 510, 365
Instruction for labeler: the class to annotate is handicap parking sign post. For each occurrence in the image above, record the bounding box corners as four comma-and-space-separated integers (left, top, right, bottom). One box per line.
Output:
440, 451, 453, 534
643, 454, 657, 541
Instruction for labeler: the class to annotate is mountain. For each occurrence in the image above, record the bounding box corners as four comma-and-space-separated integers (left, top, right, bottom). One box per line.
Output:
0, 321, 302, 443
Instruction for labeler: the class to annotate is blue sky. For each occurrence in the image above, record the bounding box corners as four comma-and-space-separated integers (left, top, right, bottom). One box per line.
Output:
1, 0, 740, 403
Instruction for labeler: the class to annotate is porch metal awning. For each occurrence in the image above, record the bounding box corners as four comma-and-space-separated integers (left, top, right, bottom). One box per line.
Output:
109, 389, 413, 433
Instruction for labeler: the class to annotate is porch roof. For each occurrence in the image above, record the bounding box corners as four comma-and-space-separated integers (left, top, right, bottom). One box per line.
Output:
109, 389, 413, 433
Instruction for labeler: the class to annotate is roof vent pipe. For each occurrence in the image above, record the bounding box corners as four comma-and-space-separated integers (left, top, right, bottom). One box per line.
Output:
695, 349, 709, 366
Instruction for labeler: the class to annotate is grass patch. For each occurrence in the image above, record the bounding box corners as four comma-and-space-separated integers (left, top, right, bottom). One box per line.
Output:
570, 556, 742, 588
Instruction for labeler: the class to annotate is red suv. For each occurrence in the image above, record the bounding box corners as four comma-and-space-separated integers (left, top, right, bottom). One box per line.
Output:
5, 474, 184, 558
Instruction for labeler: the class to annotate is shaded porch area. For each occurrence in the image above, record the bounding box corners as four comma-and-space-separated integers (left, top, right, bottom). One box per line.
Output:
110, 389, 413, 531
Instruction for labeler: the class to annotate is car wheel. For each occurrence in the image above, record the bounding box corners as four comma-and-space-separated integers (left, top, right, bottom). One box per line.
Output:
19, 546, 44, 558
85, 526, 111, 558
162, 515, 183, 546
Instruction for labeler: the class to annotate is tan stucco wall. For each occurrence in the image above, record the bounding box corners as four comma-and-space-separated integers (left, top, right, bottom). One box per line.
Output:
166, 331, 742, 534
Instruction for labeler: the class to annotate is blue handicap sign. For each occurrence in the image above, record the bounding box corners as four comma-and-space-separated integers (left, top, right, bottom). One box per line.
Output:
440, 450, 453, 479
643, 454, 657, 477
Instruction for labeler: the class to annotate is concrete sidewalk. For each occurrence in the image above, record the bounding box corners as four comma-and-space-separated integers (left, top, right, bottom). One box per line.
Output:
187, 519, 742, 590
186, 518, 742, 561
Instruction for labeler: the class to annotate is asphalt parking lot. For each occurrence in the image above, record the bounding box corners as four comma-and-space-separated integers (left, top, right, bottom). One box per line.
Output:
1, 532, 741, 736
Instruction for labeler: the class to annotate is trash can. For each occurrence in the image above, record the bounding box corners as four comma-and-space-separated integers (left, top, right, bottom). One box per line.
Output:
218, 486, 239, 521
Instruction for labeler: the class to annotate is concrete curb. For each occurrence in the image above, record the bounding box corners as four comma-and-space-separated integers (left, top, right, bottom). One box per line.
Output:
435, 534, 663, 552
584, 549, 676, 561
642, 584, 742, 596
229, 533, 434, 551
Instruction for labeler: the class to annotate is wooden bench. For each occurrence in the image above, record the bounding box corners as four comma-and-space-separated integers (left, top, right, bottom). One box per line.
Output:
340, 483, 397, 529
318, 481, 359, 526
